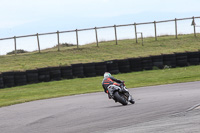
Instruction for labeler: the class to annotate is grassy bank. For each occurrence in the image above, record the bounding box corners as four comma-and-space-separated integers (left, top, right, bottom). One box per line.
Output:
0, 65, 200, 107
0, 34, 200, 72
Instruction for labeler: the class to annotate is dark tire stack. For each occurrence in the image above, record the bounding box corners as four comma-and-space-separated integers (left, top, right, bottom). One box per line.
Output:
151, 55, 164, 69
118, 59, 131, 73
175, 52, 188, 67
26, 69, 39, 84
142, 57, 153, 70
83, 63, 96, 77
187, 51, 200, 65
95, 62, 107, 76
163, 54, 176, 68
14, 71, 27, 86
0, 74, 4, 89
106, 60, 119, 74
72, 64, 84, 78
128, 58, 143, 72
2, 72, 15, 87
60, 66, 73, 79
38, 67, 50, 82
50, 67, 61, 81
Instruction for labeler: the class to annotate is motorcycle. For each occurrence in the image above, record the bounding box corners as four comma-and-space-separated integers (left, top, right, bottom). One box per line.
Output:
108, 82, 135, 105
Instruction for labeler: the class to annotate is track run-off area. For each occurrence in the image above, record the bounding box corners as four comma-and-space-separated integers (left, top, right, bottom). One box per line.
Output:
0, 81, 200, 133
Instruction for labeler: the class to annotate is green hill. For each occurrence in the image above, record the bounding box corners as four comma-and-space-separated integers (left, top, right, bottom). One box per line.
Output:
0, 34, 200, 72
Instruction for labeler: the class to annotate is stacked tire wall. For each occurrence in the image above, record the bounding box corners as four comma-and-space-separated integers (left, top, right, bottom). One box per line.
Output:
0, 51, 200, 89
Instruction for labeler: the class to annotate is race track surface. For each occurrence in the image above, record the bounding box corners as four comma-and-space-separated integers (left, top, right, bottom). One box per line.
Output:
0, 81, 200, 133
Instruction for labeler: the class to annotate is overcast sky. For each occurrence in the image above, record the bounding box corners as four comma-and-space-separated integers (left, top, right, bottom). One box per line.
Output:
0, 0, 200, 38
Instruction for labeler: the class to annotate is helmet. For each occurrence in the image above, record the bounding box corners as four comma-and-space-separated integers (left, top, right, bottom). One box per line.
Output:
104, 72, 111, 78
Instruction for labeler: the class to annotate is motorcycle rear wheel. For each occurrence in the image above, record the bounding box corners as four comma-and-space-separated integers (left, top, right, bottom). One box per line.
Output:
113, 91, 128, 105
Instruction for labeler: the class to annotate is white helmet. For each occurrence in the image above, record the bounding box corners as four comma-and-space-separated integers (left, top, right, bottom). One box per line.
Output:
104, 72, 111, 78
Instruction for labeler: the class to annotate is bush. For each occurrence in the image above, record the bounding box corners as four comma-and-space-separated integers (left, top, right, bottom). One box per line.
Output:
7, 49, 28, 55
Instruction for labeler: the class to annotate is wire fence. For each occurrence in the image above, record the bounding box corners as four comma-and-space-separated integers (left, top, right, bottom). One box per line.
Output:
0, 16, 200, 55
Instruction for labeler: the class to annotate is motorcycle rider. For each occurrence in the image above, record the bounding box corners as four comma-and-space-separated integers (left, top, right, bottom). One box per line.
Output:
102, 72, 135, 104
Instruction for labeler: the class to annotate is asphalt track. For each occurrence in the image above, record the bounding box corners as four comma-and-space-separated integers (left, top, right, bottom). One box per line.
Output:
0, 81, 200, 133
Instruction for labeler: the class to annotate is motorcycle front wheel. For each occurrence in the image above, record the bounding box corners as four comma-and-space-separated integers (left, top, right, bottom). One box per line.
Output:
113, 91, 128, 105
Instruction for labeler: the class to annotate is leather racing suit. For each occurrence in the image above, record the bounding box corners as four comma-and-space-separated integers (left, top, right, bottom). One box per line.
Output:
102, 76, 124, 97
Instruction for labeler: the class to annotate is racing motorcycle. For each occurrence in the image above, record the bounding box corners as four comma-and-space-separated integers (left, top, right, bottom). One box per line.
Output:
108, 82, 135, 105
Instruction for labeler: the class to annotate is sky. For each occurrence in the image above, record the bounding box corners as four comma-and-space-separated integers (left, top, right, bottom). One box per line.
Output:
0, 0, 200, 54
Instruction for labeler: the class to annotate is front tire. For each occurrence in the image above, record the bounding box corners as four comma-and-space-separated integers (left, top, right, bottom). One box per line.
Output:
113, 91, 128, 105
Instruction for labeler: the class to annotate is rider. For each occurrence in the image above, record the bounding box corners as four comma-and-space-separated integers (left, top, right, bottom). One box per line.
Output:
102, 72, 135, 104
102, 72, 124, 98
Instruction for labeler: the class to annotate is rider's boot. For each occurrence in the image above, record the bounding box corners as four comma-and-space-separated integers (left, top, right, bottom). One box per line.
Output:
128, 95, 135, 104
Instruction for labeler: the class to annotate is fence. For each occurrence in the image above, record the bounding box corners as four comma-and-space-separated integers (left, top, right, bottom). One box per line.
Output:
0, 16, 200, 55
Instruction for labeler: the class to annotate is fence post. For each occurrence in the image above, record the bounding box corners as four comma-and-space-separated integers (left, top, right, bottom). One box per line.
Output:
154, 21, 157, 41
36, 33, 41, 53
141, 33, 144, 46
14, 36, 17, 55
76, 29, 79, 48
95, 27, 99, 47
57, 30, 60, 51
114, 25, 118, 45
192, 16, 196, 37
175, 18, 178, 39
134, 23, 138, 43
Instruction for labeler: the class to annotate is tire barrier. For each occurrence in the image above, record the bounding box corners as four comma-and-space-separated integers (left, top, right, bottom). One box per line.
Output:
151, 55, 164, 69
14, 71, 27, 86
0, 51, 200, 89
50, 67, 61, 81
72, 64, 84, 78
60, 66, 73, 79
187, 51, 200, 65
163, 54, 176, 68
0, 74, 4, 89
142, 57, 153, 70
175, 52, 188, 67
95, 62, 107, 76
128, 58, 143, 71
38, 67, 50, 82
118, 59, 131, 73
2, 72, 15, 87
26, 69, 39, 84
83, 63, 96, 77
106, 60, 119, 74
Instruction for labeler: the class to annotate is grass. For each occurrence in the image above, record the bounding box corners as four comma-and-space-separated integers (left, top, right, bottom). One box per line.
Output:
0, 65, 200, 107
0, 34, 200, 72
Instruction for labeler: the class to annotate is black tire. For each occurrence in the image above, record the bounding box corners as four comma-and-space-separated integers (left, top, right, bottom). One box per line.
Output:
95, 62, 107, 76
151, 55, 164, 69
60, 66, 73, 79
106, 60, 119, 74
128, 58, 143, 71
113, 91, 128, 106
142, 57, 153, 70
72, 64, 84, 78
49, 67, 61, 81
14, 71, 27, 86
187, 51, 200, 58
37, 67, 50, 82
0, 74, 4, 89
175, 52, 188, 67
26, 69, 39, 84
163, 54, 177, 68
118, 59, 131, 73
188, 58, 199, 65
83, 63, 96, 77
2, 72, 15, 87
